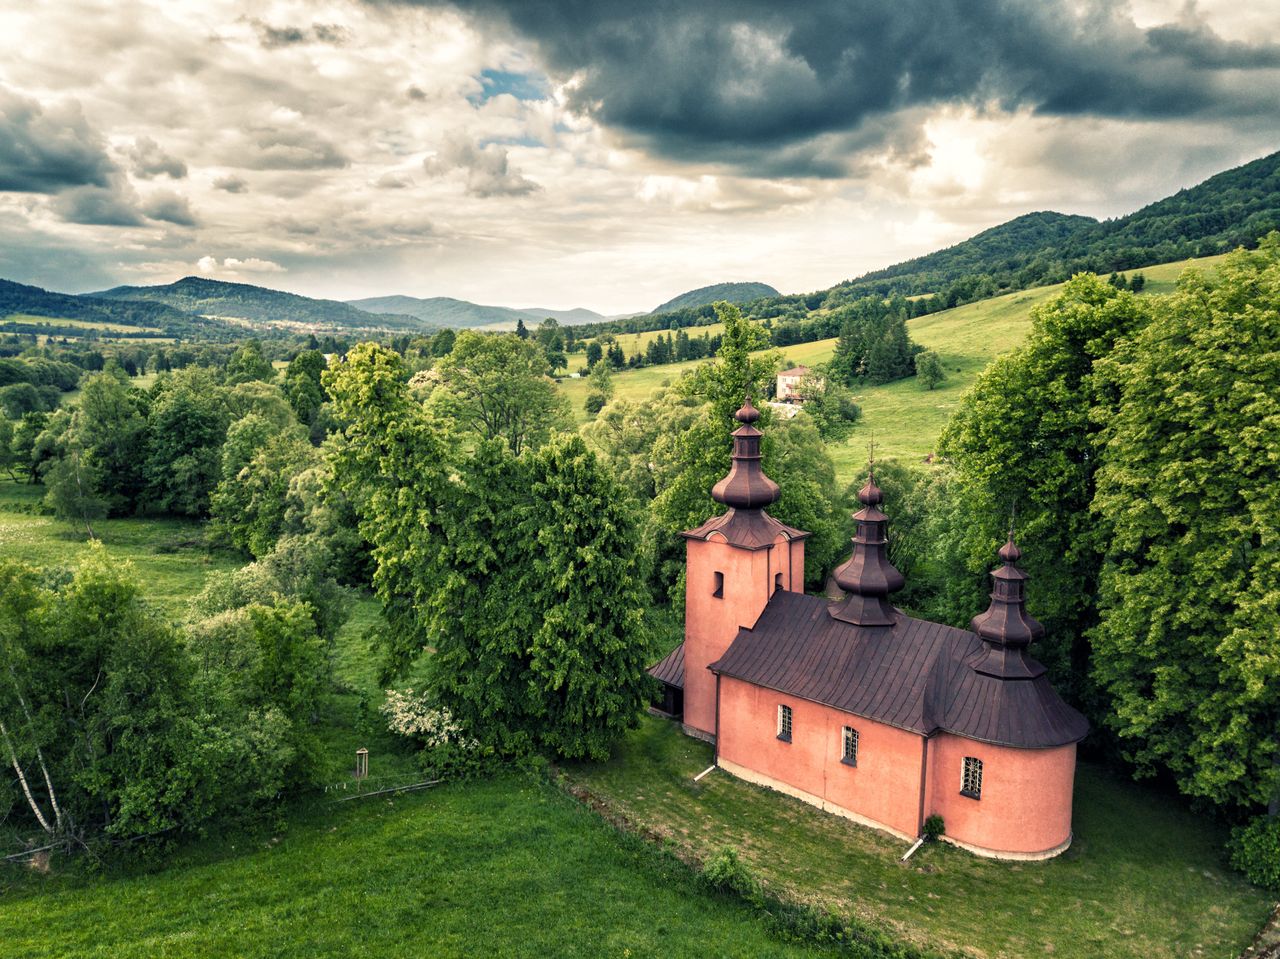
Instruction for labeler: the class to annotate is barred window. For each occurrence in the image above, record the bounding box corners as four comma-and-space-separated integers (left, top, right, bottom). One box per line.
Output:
961, 756, 983, 799
841, 726, 859, 765
777, 704, 793, 742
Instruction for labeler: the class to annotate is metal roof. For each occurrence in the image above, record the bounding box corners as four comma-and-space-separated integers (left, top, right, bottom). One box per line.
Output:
648, 643, 685, 688
707, 591, 1089, 749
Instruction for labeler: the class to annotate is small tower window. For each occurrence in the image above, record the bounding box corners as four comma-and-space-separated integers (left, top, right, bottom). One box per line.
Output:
841, 726, 859, 766
777, 704, 792, 742
774, 572, 783, 593
713, 571, 724, 598
961, 756, 983, 799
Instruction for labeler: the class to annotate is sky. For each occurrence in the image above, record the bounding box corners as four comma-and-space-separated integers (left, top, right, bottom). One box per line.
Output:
1, 0, 1278, 315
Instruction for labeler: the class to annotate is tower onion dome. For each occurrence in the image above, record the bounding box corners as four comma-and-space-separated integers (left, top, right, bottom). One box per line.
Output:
969, 534, 1047, 680
829, 470, 905, 627
711, 397, 780, 510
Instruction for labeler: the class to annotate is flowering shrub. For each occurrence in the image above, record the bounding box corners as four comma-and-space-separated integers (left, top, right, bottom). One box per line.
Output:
381, 689, 476, 750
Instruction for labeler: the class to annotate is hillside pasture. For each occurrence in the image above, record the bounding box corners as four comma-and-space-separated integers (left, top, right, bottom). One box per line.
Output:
560, 254, 1229, 480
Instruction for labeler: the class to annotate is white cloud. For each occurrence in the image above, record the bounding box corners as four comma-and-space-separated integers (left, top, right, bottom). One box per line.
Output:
197, 255, 286, 275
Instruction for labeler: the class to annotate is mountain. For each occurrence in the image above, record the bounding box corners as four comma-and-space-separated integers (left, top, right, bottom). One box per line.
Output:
835, 149, 1280, 299
346, 294, 607, 329
0, 278, 240, 340
651, 281, 780, 314
92, 276, 423, 332
844, 211, 1098, 294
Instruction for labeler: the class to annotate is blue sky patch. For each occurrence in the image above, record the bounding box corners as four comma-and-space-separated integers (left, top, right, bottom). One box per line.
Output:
470, 69, 549, 105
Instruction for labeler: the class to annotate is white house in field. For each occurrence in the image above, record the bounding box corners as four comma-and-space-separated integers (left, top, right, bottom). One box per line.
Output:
776, 365, 816, 402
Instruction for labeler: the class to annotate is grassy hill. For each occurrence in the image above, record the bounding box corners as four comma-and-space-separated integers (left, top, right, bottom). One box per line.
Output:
0, 278, 237, 341
94, 277, 422, 334
561, 255, 1227, 481
652, 281, 780, 314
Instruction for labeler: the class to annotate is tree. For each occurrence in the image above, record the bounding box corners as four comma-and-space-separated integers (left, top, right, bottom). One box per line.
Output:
430, 328, 456, 357
585, 341, 603, 368
144, 369, 230, 516
1090, 239, 1280, 811
583, 360, 615, 416
283, 350, 327, 427
515, 318, 529, 339
512, 435, 653, 759
210, 426, 318, 557
69, 370, 148, 512
794, 369, 861, 441
43, 446, 108, 538
936, 274, 1151, 703
224, 339, 275, 385
430, 331, 569, 455
915, 350, 945, 390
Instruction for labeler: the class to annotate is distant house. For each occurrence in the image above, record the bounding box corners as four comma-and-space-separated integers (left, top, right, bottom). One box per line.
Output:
776, 365, 815, 402
649, 399, 1087, 860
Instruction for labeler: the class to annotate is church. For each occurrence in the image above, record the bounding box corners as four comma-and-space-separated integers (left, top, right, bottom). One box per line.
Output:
649, 398, 1088, 859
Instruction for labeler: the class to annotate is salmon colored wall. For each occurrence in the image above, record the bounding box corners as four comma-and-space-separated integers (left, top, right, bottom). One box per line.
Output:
683, 533, 804, 736
927, 733, 1077, 857
716, 677, 925, 839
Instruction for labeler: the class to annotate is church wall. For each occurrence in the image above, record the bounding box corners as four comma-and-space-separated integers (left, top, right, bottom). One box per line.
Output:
716, 676, 924, 840
927, 733, 1077, 858
683, 533, 803, 737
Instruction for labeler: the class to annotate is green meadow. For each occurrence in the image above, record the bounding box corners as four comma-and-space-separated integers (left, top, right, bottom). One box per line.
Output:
559, 255, 1228, 481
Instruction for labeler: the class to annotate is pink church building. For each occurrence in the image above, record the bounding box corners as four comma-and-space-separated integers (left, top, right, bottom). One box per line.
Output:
649, 399, 1088, 859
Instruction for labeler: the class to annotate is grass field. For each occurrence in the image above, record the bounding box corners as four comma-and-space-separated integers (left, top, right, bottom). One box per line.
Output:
567, 717, 1274, 959
2, 313, 165, 335
560, 255, 1229, 481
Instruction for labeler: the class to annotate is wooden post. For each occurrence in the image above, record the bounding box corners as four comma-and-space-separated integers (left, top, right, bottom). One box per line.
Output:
355, 747, 368, 780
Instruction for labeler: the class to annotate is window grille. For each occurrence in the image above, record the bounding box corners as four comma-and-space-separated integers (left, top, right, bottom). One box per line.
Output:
841, 726, 859, 765
961, 756, 983, 799
713, 571, 724, 598
777, 704, 793, 742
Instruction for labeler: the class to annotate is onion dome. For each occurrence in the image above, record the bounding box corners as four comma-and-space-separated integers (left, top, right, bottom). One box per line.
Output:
969, 532, 1047, 679
828, 469, 905, 627
711, 397, 780, 511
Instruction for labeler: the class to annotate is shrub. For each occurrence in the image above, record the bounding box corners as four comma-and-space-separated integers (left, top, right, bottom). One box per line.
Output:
1227, 815, 1280, 892
923, 814, 945, 841
584, 391, 607, 415
703, 846, 763, 905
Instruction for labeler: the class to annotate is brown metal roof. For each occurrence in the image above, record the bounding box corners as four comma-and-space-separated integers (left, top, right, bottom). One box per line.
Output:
708, 591, 1088, 749
778, 366, 810, 377
682, 507, 810, 550
649, 643, 685, 688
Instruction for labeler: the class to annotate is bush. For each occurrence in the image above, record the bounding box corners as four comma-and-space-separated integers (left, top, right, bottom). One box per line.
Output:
583, 391, 607, 415
923, 814, 945, 841
1227, 815, 1280, 891
703, 846, 763, 905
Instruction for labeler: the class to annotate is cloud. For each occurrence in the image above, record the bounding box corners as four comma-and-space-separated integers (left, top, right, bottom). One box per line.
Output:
424, 136, 539, 196
390, 0, 1280, 175
0, 85, 118, 192
50, 183, 145, 226
127, 136, 187, 178
212, 174, 249, 193
250, 19, 352, 48
197, 255, 286, 274
141, 189, 197, 225
240, 127, 349, 170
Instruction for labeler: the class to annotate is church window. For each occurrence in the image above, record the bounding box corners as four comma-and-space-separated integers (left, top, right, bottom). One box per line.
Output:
841, 726, 859, 765
777, 704, 792, 742
713, 571, 724, 597
961, 756, 983, 799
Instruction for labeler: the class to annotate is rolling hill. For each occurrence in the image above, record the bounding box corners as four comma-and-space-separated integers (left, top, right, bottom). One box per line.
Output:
651, 281, 780, 314
93, 277, 422, 333
346, 295, 608, 329
0, 278, 240, 341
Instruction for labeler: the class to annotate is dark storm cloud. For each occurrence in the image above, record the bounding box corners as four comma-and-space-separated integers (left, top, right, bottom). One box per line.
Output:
0, 85, 118, 193
377, 0, 1280, 175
